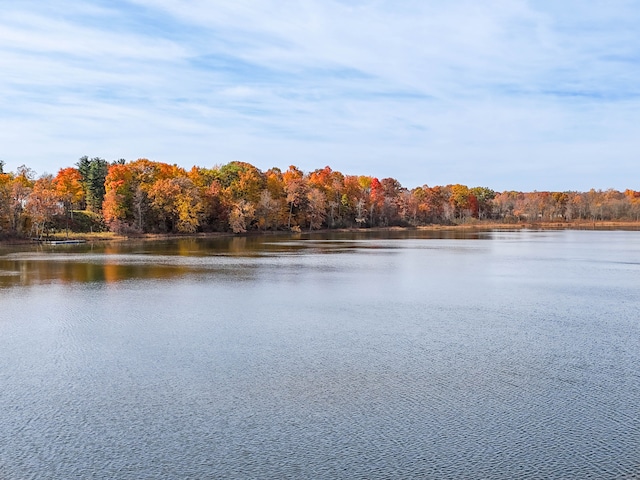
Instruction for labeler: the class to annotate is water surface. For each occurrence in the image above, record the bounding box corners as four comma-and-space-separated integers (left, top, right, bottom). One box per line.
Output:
1, 230, 639, 478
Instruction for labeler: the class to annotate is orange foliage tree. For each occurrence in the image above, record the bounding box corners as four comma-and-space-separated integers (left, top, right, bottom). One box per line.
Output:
27, 175, 61, 238
53, 167, 84, 213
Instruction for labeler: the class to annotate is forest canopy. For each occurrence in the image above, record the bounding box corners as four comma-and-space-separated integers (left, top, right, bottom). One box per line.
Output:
1, 157, 639, 238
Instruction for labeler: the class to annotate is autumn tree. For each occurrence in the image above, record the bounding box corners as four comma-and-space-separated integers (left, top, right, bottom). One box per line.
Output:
200, 181, 229, 232
308, 166, 345, 228
0, 163, 12, 235
599, 189, 625, 220
229, 199, 256, 233
188, 167, 226, 231
449, 184, 476, 220
492, 191, 520, 221
470, 187, 495, 219
0, 171, 13, 235
54, 168, 84, 212
550, 192, 569, 220
306, 188, 327, 230
102, 163, 136, 233
625, 190, 640, 220
379, 177, 404, 225
341, 175, 367, 226
283, 165, 307, 230
409, 185, 448, 224
26, 175, 61, 239
213, 162, 265, 203
7, 166, 36, 235
265, 168, 285, 199
256, 190, 282, 231
147, 177, 203, 233
147, 178, 182, 232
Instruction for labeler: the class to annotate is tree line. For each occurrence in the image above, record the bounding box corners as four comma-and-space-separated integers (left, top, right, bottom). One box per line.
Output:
1, 157, 639, 238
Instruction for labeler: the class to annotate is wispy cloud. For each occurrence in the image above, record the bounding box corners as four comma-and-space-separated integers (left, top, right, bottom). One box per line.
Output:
1, 0, 639, 190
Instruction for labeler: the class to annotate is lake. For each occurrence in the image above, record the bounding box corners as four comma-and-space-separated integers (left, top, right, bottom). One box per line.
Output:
1, 229, 639, 479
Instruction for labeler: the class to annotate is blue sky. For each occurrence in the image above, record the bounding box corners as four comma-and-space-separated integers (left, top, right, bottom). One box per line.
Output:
1, 0, 639, 191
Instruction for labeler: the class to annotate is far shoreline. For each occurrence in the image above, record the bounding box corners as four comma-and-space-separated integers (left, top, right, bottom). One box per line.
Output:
2, 220, 640, 247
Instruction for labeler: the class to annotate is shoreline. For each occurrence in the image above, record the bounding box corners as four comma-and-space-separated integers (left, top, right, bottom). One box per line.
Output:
2, 220, 640, 246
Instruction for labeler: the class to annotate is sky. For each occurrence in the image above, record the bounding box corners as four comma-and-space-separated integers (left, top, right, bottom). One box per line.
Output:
1, 0, 639, 191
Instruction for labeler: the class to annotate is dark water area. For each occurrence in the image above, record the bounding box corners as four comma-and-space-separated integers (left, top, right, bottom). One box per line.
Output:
1, 229, 639, 478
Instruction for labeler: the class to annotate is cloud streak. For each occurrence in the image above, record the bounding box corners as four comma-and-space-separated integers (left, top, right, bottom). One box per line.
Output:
1, 0, 639, 190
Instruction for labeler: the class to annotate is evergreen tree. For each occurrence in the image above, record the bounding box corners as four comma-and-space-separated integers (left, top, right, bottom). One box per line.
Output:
76, 156, 109, 212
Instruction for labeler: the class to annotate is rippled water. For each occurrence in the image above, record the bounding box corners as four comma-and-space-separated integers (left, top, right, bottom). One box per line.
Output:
1, 229, 639, 479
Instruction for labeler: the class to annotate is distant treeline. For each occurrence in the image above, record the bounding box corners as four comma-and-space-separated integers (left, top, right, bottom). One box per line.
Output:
1, 157, 639, 238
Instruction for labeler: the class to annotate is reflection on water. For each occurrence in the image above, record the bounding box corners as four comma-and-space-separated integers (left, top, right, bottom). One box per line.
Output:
1, 229, 639, 479
0, 229, 486, 288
